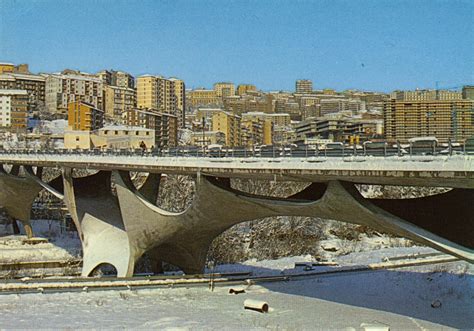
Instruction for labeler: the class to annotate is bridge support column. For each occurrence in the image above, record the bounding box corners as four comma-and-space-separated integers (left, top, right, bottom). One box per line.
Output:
62, 169, 134, 277
0, 165, 41, 238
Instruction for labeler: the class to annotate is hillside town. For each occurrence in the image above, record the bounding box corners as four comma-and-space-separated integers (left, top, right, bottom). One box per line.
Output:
1, 62, 473, 151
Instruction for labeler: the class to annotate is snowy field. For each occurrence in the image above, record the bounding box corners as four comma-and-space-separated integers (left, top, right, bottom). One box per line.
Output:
0, 247, 472, 330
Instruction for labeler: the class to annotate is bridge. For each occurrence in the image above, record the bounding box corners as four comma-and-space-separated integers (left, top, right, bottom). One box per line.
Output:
0, 150, 473, 277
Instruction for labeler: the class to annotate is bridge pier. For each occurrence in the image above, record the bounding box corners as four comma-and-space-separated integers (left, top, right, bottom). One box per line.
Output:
0, 164, 41, 238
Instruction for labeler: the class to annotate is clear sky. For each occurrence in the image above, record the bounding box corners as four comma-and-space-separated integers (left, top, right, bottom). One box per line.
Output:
0, 0, 473, 92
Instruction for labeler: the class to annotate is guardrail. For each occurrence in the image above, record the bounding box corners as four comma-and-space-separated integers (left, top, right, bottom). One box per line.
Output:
0, 142, 473, 159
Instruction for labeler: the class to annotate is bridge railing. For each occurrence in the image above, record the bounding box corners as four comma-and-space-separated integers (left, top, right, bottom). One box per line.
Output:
0, 142, 472, 159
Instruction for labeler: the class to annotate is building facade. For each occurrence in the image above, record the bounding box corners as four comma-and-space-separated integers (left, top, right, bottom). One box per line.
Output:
211, 110, 241, 146
393, 90, 462, 101
296, 79, 313, 94
104, 85, 136, 122
0, 73, 46, 113
46, 72, 103, 115
462, 86, 474, 100
237, 84, 257, 96
214, 82, 235, 98
136, 75, 184, 128
383, 99, 474, 143
68, 101, 104, 131
124, 108, 178, 148
0, 89, 28, 130
187, 89, 220, 107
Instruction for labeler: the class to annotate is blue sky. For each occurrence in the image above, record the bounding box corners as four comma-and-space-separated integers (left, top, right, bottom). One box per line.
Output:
0, 0, 472, 91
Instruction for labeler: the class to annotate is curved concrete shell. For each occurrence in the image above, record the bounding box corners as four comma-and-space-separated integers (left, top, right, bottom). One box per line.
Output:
11, 167, 473, 277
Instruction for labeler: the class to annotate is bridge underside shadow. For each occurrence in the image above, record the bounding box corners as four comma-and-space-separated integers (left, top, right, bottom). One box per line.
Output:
4, 166, 473, 277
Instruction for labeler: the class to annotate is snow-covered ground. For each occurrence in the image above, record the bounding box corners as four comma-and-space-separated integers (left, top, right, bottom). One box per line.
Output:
0, 247, 472, 330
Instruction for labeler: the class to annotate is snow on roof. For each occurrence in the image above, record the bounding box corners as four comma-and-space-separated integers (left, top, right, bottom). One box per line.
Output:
0, 89, 28, 95
0, 73, 45, 81
100, 125, 153, 132
0, 62, 14, 66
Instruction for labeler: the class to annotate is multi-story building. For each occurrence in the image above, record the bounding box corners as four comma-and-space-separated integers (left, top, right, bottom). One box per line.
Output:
124, 108, 178, 147
170, 78, 185, 128
392, 89, 462, 101
136, 75, 184, 128
383, 99, 474, 143
0, 63, 14, 74
223, 94, 274, 115
0, 89, 28, 130
214, 82, 235, 98
320, 98, 363, 116
295, 79, 313, 94
237, 84, 257, 96
0, 73, 46, 113
187, 89, 220, 107
64, 125, 154, 150
97, 70, 135, 88
68, 101, 104, 131
190, 131, 226, 147
241, 119, 264, 148
104, 85, 136, 122
462, 86, 474, 100
46, 71, 103, 115
0, 63, 30, 74
211, 110, 241, 146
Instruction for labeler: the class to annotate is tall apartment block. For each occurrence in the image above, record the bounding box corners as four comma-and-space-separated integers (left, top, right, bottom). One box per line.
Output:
0, 72, 45, 113
383, 99, 474, 143
104, 85, 136, 123
170, 78, 185, 128
136, 75, 185, 128
124, 108, 178, 147
67, 101, 104, 131
45, 71, 103, 115
211, 110, 241, 146
97, 70, 135, 89
295, 79, 313, 94
0, 89, 28, 130
214, 82, 235, 98
392, 89, 462, 101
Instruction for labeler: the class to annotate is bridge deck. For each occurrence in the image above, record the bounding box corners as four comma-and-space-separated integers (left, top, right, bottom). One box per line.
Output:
0, 153, 472, 188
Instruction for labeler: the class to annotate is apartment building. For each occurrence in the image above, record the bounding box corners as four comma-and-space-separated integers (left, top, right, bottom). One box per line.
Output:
462, 86, 474, 100
97, 70, 135, 89
237, 84, 257, 96
320, 98, 364, 116
392, 89, 462, 101
295, 79, 313, 94
383, 99, 474, 143
67, 101, 104, 131
136, 75, 184, 128
104, 85, 136, 122
0, 89, 28, 130
211, 110, 241, 146
241, 119, 264, 147
214, 82, 235, 98
190, 131, 226, 146
187, 89, 220, 107
0, 73, 46, 113
170, 78, 185, 128
124, 108, 178, 147
46, 71, 103, 114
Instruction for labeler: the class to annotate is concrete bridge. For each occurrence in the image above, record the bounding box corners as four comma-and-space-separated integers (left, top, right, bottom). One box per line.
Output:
0, 151, 472, 277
